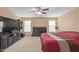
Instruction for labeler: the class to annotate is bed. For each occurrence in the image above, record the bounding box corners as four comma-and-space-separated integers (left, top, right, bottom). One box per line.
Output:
40, 31, 79, 52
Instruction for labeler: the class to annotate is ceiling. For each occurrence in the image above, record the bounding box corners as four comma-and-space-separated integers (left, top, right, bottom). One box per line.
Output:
6, 7, 75, 17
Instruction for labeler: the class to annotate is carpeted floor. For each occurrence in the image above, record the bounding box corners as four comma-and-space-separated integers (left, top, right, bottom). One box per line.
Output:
4, 35, 42, 52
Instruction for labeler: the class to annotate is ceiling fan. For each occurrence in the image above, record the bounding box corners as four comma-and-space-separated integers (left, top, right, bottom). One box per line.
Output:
31, 7, 50, 15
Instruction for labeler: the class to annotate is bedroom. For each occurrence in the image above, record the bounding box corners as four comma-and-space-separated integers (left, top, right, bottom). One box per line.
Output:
0, 7, 79, 52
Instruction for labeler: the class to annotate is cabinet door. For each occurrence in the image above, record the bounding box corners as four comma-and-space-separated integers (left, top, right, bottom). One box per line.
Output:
7, 36, 13, 47
1, 36, 8, 49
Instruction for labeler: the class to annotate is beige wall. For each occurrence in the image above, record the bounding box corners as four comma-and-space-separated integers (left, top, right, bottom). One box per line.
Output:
21, 17, 57, 33
0, 7, 19, 19
58, 8, 79, 32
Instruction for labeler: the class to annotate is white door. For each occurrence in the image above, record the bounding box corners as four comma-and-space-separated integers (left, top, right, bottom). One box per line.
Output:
49, 20, 56, 32
24, 20, 31, 32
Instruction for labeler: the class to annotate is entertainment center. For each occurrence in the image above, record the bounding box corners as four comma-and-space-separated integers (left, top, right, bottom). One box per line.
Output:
0, 16, 22, 52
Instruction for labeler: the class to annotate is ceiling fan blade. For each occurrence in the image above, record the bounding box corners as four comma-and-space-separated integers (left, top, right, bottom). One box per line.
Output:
42, 8, 49, 11
41, 12, 46, 14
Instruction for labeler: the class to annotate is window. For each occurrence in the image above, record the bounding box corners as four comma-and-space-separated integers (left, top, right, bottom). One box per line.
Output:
24, 20, 31, 32
0, 22, 3, 32
49, 20, 56, 32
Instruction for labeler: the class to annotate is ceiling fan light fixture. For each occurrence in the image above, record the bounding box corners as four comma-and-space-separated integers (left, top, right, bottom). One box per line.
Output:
35, 11, 42, 15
